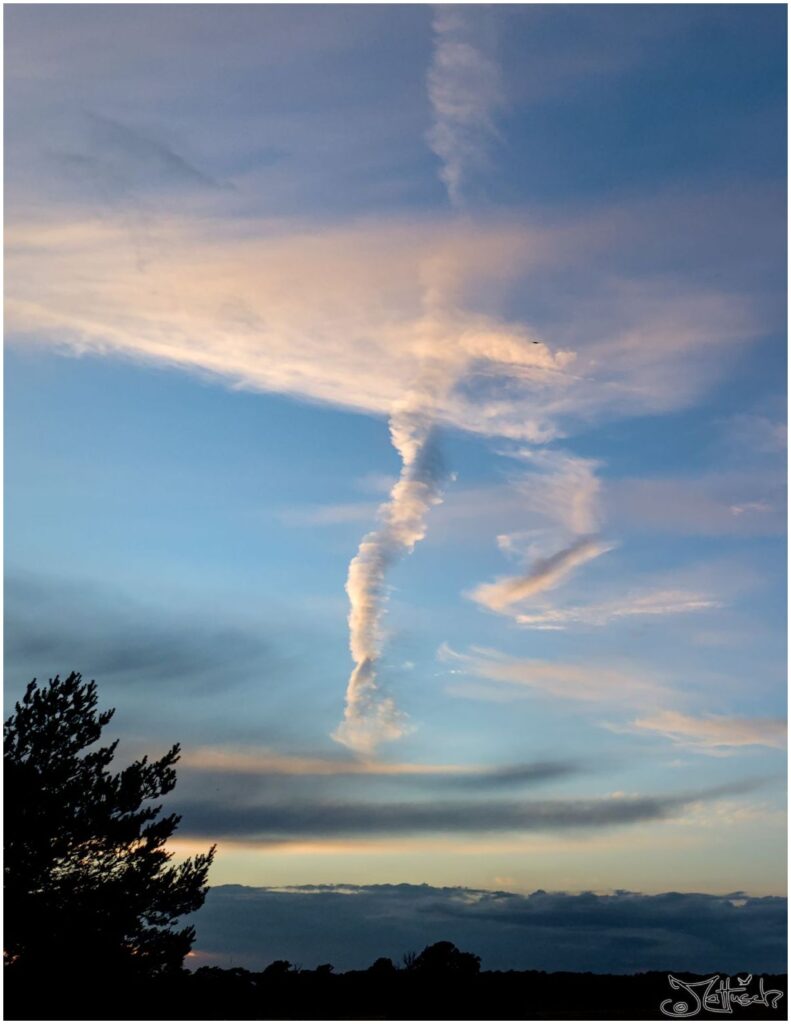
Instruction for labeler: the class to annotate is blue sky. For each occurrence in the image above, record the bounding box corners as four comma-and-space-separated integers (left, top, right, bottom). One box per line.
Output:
4, 4, 787, 966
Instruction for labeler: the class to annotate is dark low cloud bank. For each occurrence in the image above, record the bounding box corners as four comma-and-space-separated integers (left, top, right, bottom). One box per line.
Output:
179, 794, 682, 837
176, 778, 768, 841
4, 572, 277, 700
174, 759, 587, 811
441, 760, 582, 789
190, 883, 787, 975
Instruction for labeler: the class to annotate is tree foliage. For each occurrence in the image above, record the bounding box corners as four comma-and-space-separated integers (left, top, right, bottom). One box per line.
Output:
368, 956, 397, 976
4, 672, 215, 977
412, 941, 481, 977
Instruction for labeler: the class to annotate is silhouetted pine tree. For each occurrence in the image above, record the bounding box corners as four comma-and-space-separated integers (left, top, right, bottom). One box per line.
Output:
4, 672, 215, 979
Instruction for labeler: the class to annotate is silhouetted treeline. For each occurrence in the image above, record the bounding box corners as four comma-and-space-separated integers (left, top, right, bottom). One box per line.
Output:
6, 952, 787, 1020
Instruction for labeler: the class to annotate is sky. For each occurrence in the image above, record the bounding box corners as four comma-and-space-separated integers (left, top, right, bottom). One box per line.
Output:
4, 4, 787, 971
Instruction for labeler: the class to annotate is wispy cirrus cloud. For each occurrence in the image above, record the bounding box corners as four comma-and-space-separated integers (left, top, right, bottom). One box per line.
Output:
5, 213, 758, 443
721, 413, 787, 458
513, 588, 722, 630
439, 643, 668, 707
426, 6, 503, 206
605, 471, 786, 538
470, 536, 614, 614
468, 448, 615, 617
51, 110, 224, 197
507, 449, 604, 536
628, 709, 786, 752
443, 642, 786, 757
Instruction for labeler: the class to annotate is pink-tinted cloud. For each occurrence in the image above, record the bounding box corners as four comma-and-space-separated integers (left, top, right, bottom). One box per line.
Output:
470, 536, 614, 613
630, 709, 786, 752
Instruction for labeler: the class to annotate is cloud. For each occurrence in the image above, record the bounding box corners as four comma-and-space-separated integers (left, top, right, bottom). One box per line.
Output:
629, 710, 786, 752
605, 471, 786, 537
174, 775, 765, 844
5, 212, 759, 444
336, 405, 447, 753
170, 754, 589, 826
4, 573, 276, 697
513, 588, 721, 630
509, 449, 604, 536
443, 639, 786, 765
469, 536, 614, 614
180, 747, 579, 789
180, 747, 464, 777
285, 448, 600, 541
5, 6, 439, 223
722, 413, 787, 457
426, 7, 503, 206
467, 449, 615, 620
331, 469, 784, 549
188, 883, 787, 973
2, 570, 349, 753
441, 645, 785, 757
52, 111, 223, 197
440, 643, 667, 708
730, 501, 771, 518
437, 761, 580, 791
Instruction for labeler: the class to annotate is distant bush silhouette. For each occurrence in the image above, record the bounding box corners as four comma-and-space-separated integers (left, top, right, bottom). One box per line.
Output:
413, 940, 481, 977
368, 956, 397, 976
4, 673, 215, 981
262, 959, 293, 978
